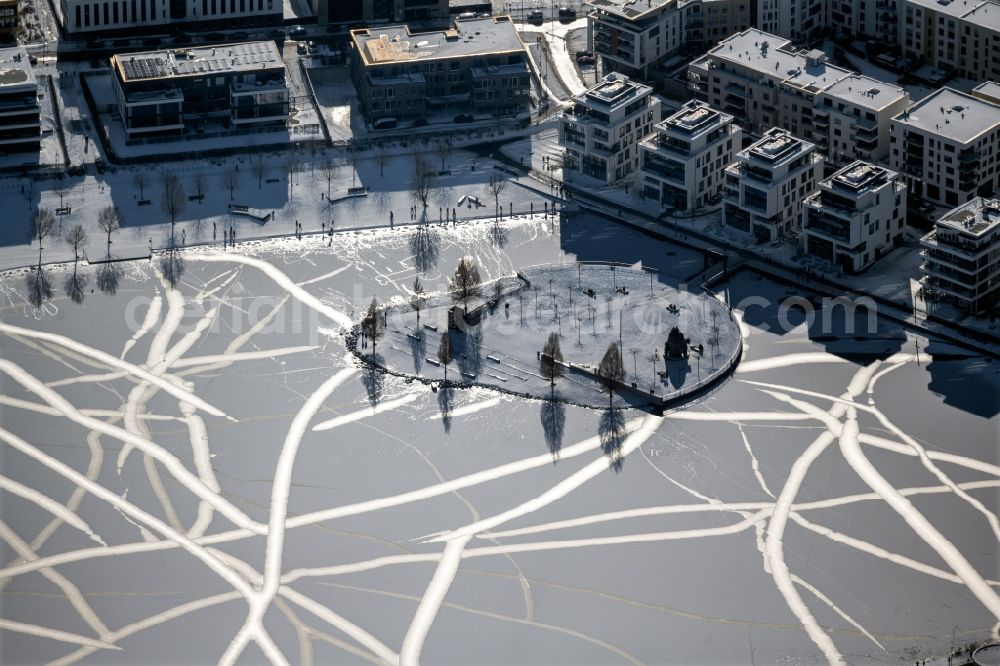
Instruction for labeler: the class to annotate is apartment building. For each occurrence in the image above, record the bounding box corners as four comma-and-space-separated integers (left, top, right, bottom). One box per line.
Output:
680, 0, 756, 52
814, 75, 910, 164
972, 80, 1000, 105
828, 0, 901, 42
722, 127, 823, 243
689, 29, 909, 165
321, 0, 449, 25
757, 0, 825, 42
560, 72, 661, 185
60, 0, 281, 34
889, 87, 1000, 208
639, 100, 742, 211
350, 15, 530, 122
901, 0, 1000, 82
920, 197, 1000, 315
0, 0, 16, 42
0, 47, 40, 153
803, 161, 907, 273
587, 0, 683, 79
111, 41, 288, 138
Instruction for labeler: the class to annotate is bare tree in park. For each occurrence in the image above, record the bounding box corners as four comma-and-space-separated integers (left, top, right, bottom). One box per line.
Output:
410, 276, 427, 323
539, 331, 564, 391
63, 224, 88, 303
132, 172, 146, 199
66, 224, 87, 263
319, 158, 336, 198
97, 205, 121, 256
350, 151, 360, 188
485, 173, 507, 220
222, 167, 241, 200
449, 256, 482, 315
161, 174, 186, 241
437, 332, 453, 381
250, 155, 267, 189
376, 151, 390, 177
284, 152, 300, 198
54, 185, 69, 209
31, 207, 54, 268
410, 156, 436, 217
597, 342, 625, 406
193, 173, 207, 202
436, 138, 452, 171
361, 296, 384, 359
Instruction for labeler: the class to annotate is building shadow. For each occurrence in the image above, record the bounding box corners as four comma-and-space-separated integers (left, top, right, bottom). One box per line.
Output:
540, 398, 565, 460
924, 340, 1000, 418
409, 223, 440, 274
599, 408, 627, 473
666, 358, 690, 389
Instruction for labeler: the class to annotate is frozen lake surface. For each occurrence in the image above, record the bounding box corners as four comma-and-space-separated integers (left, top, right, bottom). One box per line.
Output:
0, 212, 997, 665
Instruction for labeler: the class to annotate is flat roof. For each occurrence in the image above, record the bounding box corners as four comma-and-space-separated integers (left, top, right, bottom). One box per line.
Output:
828, 160, 896, 192
708, 29, 850, 93
587, 0, 673, 20
577, 72, 652, 110
895, 86, 1000, 143
972, 80, 1000, 104
822, 74, 908, 110
351, 15, 524, 66
0, 47, 36, 91
937, 197, 1000, 237
905, 0, 1000, 30
964, 0, 1000, 30
743, 127, 814, 164
661, 100, 732, 137
112, 41, 283, 83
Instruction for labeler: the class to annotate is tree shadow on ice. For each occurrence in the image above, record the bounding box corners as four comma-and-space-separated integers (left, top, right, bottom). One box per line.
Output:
409, 224, 440, 274
453, 327, 483, 380
63, 269, 87, 304
599, 408, 626, 473
160, 245, 185, 290
437, 384, 453, 433
25, 266, 52, 308
540, 399, 565, 460
923, 340, 1000, 418
361, 359, 384, 408
490, 220, 507, 249
96, 258, 122, 296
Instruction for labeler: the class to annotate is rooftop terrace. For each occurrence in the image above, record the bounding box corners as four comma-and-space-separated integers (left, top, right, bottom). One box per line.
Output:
351, 15, 524, 66
937, 198, 1000, 237
0, 47, 36, 91
895, 86, 1000, 144
112, 41, 283, 83
829, 161, 895, 192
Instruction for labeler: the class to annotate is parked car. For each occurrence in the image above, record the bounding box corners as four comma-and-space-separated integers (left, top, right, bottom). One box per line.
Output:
453, 113, 474, 123
577, 54, 595, 65
289, 25, 307, 38
296, 42, 307, 54
558, 6, 576, 19
526, 9, 544, 23
412, 117, 429, 127
373, 117, 398, 130
457, 11, 476, 19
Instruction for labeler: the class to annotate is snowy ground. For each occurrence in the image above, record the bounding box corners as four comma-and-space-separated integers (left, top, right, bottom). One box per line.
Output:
0, 210, 997, 665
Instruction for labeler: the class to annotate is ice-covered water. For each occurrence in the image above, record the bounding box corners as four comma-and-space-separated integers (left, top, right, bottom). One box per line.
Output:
0, 213, 996, 665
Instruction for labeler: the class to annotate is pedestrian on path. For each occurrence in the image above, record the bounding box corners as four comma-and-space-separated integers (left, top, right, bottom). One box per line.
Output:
181, 229, 186, 245
213, 222, 217, 241
390, 210, 394, 227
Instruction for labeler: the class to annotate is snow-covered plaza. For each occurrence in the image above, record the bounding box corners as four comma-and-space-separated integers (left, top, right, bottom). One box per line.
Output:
0, 210, 997, 664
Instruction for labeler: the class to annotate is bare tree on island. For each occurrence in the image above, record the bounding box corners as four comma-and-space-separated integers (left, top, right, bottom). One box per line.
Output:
410, 156, 436, 220
361, 296, 384, 359
437, 331, 453, 381
222, 167, 241, 200
410, 276, 427, 323
539, 331, 564, 392
485, 173, 507, 221
193, 173, 207, 202
161, 174, 186, 242
97, 205, 121, 256
436, 138, 452, 171
133, 172, 146, 200
64, 224, 88, 303
31, 207, 54, 268
597, 342, 625, 407
250, 154, 267, 189
449, 256, 482, 315
376, 151, 390, 177
319, 158, 336, 198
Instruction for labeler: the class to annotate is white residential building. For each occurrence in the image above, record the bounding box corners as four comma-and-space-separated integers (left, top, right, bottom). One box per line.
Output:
723, 127, 823, 243
586, 0, 683, 79
972, 80, 1000, 106
803, 161, 907, 273
814, 75, 910, 165
639, 100, 742, 211
679, 0, 756, 51
688, 29, 909, 165
59, 0, 280, 34
828, 0, 900, 42
890, 87, 1000, 208
920, 197, 1000, 315
901, 0, 1000, 83
757, 0, 825, 42
560, 73, 660, 186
